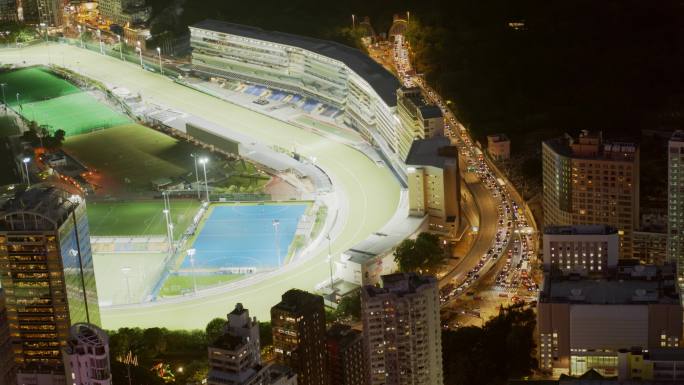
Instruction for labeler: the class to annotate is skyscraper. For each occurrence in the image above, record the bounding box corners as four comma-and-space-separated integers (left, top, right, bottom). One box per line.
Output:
361, 273, 443, 385
326, 324, 366, 385
63, 324, 111, 385
17, 0, 63, 26
668, 130, 684, 288
208, 303, 296, 385
542, 131, 640, 258
0, 288, 13, 385
0, 0, 18, 22
271, 289, 328, 385
0, 186, 100, 383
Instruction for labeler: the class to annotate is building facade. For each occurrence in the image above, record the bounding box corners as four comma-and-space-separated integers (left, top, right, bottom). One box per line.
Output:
667, 130, 684, 288
361, 273, 443, 385
326, 324, 366, 385
395, 87, 444, 160
271, 290, 327, 385
18, 0, 62, 26
537, 264, 682, 377
0, 0, 17, 22
0, 186, 101, 382
543, 225, 619, 276
188, 20, 407, 180
406, 137, 460, 236
0, 288, 13, 385
97, 0, 150, 26
617, 348, 684, 383
63, 324, 111, 385
542, 131, 640, 258
208, 303, 296, 385
487, 134, 511, 161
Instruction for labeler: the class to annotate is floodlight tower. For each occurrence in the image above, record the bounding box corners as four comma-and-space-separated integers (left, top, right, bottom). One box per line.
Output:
199, 157, 209, 201
117, 35, 124, 60
136, 41, 143, 68
121, 266, 132, 303
22, 157, 31, 187
191, 153, 201, 199
157, 47, 163, 75
187, 248, 197, 294
273, 219, 281, 266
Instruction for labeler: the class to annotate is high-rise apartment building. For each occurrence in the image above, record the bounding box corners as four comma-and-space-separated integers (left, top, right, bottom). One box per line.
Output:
542, 131, 640, 258
538, 263, 682, 377
208, 303, 296, 385
0, 288, 13, 385
543, 225, 619, 276
97, 0, 150, 26
271, 290, 327, 385
18, 0, 62, 26
361, 273, 443, 385
667, 130, 684, 286
0, 0, 18, 22
326, 324, 366, 385
63, 324, 111, 385
406, 136, 460, 236
0, 186, 101, 384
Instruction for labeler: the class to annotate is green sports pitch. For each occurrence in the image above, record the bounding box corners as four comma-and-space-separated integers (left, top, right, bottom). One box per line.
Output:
87, 200, 201, 238
0, 66, 130, 136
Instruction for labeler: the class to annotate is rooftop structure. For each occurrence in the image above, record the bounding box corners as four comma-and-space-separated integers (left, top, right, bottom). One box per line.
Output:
64, 324, 111, 385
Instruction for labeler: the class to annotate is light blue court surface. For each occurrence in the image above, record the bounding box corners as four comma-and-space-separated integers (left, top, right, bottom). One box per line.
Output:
183, 204, 308, 270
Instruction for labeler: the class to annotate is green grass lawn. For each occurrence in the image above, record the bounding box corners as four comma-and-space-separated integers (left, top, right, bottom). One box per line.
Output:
64, 124, 198, 192
16, 92, 131, 136
159, 274, 244, 297
87, 200, 201, 237
0, 67, 80, 105
93, 252, 168, 305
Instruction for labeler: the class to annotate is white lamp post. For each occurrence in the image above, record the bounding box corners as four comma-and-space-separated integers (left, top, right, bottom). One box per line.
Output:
273, 219, 281, 266
327, 234, 334, 290
22, 157, 30, 187
117, 35, 124, 60
77, 25, 84, 48
156, 47, 163, 75
187, 248, 197, 294
199, 157, 209, 201
191, 153, 201, 200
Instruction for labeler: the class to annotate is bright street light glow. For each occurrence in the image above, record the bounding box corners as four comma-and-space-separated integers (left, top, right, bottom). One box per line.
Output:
22, 157, 30, 163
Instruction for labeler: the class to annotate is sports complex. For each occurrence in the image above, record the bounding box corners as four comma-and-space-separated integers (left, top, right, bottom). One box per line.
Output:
0, 41, 401, 329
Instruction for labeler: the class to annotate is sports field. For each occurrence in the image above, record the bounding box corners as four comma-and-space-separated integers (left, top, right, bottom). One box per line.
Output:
87, 200, 201, 238
159, 274, 244, 297
1, 45, 402, 329
93, 252, 168, 306
0, 67, 131, 136
184, 203, 308, 270
64, 124, 198, 193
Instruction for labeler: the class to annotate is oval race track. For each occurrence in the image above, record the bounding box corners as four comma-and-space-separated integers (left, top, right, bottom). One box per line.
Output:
0, 44, 401, 329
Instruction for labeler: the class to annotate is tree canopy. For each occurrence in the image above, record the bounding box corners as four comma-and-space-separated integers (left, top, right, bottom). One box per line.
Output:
394, 232, 446, 273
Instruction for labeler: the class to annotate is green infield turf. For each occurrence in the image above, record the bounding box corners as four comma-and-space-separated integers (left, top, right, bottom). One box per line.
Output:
159, 274, 244, 297
87, 200, 201, 237
93, 252, 168, 305
16, 92, 131, 136
64, 124, 198, 192
0, 67, 80, 105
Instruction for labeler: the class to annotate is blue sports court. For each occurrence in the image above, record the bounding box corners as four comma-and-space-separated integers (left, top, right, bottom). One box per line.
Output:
182, 203, 308, 270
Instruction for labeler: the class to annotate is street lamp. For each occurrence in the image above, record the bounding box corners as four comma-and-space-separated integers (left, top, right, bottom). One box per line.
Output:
136, 41, 143, 68
97, 29, 104, 55
352, 14, 356, 29
191, 153, 201, 200
156, 47, 163, 75
327, 234, 334, 290
199, 157, 209, 201
22, 157, 31, 187
273, 219, 281, 266
77, 25, 84, 48
187, 248, 197, 294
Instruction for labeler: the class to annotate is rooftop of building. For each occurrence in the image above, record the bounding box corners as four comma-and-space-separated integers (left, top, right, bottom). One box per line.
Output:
671, 130, 684, 142
398, 87, 443, 118
543, 130, 638, 162
540, 264, 679, 305
646, 347, 684, 362
0, 185, 81, 231
191, 19, 402, 106
488, 134, 510, 142
419, 105, 443, 119
211, 333, 246, 352
544, 225, 618, 236
364, 272, 437, 298
272, 289, 323, 314
326, 324, 362, 347
65, 323, 108, 354
405, 136, 456, 167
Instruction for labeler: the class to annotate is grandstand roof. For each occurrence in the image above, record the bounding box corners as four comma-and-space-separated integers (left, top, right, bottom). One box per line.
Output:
191, 20, 401, 106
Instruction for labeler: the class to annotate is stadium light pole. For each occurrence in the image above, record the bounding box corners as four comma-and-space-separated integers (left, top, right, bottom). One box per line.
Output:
22, 157, 31, 187
162, 192, 174, 253
121, 266, 132, 303
117, 35, 123, 60
136, 41, 143, 68
77, 25, 84, 48
97, 29, 104, 55
187, 248, 197, 294
191, 154, 201, 200
273, 219, 281, 266
0, 83, 6, 108
352, 14, 356, 29
327, 234, 334, 291
199, 157, 209, 202
156, 47, 163, 75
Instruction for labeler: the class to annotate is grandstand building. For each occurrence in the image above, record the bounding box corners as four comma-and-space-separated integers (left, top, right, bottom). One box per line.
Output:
188, 20, 410, 180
